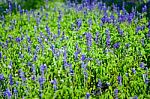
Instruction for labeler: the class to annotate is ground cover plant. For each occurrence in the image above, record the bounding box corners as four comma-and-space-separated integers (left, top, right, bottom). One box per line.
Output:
0, 0, 150, 98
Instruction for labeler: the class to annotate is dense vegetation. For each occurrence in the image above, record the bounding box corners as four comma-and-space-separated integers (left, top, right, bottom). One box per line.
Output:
0, 0, 150, 99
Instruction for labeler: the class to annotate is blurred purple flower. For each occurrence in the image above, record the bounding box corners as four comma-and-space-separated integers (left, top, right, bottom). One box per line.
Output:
97, 79, 102, 88
31, 75, 36, 81
132, 68, 136, 74
114, 89, 118, 99
40, 64, 47, 75
13, 88, 18, 95
51, 78, 57, 91
0, 52, 2, 59
45, 25, 51, 36
8, 1, 13, 12
85, 32, 92, 50
140, 62, 144, 68
9, 74, 13, 86
147, 30, 150, 38
18, 69, 26, 81
88, 18, 92, 26
39, 76, 45, 87
142, 5, 147, 12
106, 29, 110, 47
113, 42, 120, 49
0, 74, 4, 80
16, 37, 21, 43
84, 71, 88, 80
33, 54, 37, 61
125, 43, 130, 48
58, 10, 62, 21
86, 92, 90, 99
31, 64, 36, 73
95, 32, 99, 44
70, 69, 74, 76
81, 54, 86, 61
133, 96, 138, 99
4, 88, 12, 98
118, 75, 122, 85
74, 51, 79, 60
37, 37, 42, 44
136, 26, 141, 34
76, 19, 82, 29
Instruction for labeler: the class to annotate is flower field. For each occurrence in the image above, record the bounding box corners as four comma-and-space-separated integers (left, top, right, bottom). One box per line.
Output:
0, 0, 150, 99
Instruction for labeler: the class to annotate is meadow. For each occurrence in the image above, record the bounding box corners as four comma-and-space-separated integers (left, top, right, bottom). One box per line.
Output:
0, 0, 150, 99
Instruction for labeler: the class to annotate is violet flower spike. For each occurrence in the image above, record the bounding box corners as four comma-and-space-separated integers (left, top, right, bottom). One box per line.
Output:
113, 42, 120, 49
9, 74, 13, 86
97, 79, 102, 89
118, 75, 122, 86
4, 88, 12, 99
85, 32, 92, 50
114, 89, 118, 99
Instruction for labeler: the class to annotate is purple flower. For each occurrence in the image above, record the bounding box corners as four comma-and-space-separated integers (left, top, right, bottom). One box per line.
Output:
97, 79, 102, 88
114, 89, 118, 99
27, 46, 31, 53
84, 71, 88, 80
31, 75, 36, 81
51, 78, 57, 91
113, 42, 120, 49
33, 54, 37, 61
16, 37, 21, 43
118, 75, 122, 85
85, 32, 92, 50
0, 52, 2, 59
51, 44, 55, 54
147, 30, 150, 38
86, 92, 90, 99
140, 62, 144, 68
106, 29, 111, 47
132, 68, 136, 74
81, 54, 86, 61
88, 18, 92, 26
95, 32, 99, 44
136, 26, 141, 34
74, 51, 78, 60
125, 43, 130, 48
4, 88, 12, 98
8, 1, 13, 12
76, 19, 82, 29
9, 74, 13, 85
39, 76, 45, 87
58, 10, 62, 21
142, 5, 147, 12
37, 37, 42, 44
13, 88, 18, 94
40, 64, 47, 75
0, 74, 4, 80
70, 69, 74, 76
133, 96, 138, 99
45, 25, 51, 35
18, 69, 26, 81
